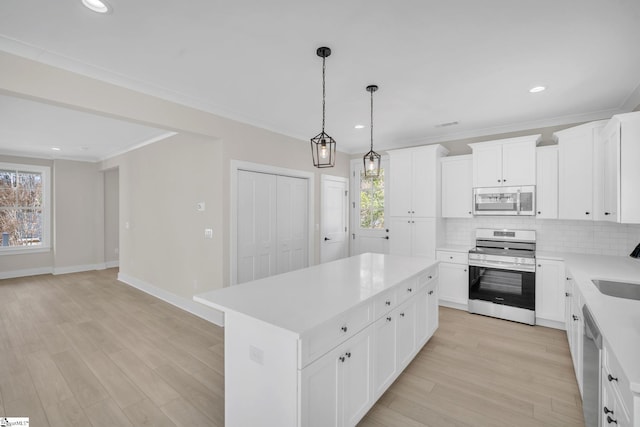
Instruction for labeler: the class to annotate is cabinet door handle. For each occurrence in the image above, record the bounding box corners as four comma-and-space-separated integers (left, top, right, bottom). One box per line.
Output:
605, 212, 611, 215
537, 211, 541, 214
428, 275, 433, 279
463, 269, 467, 272
408, 210, 411, 214
407, 288, 413, 293
341, 326, 348, 333
497, 179, 502, 183
604, 407, 614, 415
572, 315, 579, 321
585, 212, 590, 215
608, 374, 618, 382
428, 290, 434, 295
565, 292, 570, 297
385, 300, 391, 306
607, 416, 618, 424
324, 237, 331, 241
400, 312, 405, 317
537, 264, 541, 267
386, 316, 392, 322
566, 277, 571, 281
339, 356, 345, 363
449, 256, 453, 259
345, 352, 351, 358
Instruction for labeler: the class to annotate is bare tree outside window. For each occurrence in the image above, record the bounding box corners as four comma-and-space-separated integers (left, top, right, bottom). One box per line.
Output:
0, 169, 44, 247
360, 168, 384, 229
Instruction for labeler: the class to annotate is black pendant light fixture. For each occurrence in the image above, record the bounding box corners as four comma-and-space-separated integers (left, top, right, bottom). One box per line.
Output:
363, 84, 381, 177
310, 47, 336, 168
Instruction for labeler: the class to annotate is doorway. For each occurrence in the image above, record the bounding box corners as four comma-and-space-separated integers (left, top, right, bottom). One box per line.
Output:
349, 157, 389, 256
320, 175, 349, 263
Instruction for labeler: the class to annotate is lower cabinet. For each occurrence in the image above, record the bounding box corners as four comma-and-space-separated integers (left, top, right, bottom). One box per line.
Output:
535, 258, 565, 327
602, 343, 633, 427
564, 271, 584, 397
396, 298, 417, 370
416, 279, 438, 346
436, 250, 468, 310
301, 326, 373, 427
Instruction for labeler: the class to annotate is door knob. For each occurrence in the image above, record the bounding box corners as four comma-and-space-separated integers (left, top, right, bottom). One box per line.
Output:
324, 237, 331, 241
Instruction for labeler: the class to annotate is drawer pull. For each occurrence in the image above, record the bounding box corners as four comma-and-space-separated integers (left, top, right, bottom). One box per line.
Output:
339, 356, 345, 363
607, 374, 618, 382
604, 407, 614, 415
400, 313, 405, 317
407, 288, 413, 293
341, 326, 348, 333
345, 352, 351, 358
572, 315, 579, 321
386, 316, 392, 322
428, 275, 433, 279
607, 416, 617, 424
385, 301, 391, 306
449, 256, 453, 259
565, 292, 570, 297
428, 290, 434, 295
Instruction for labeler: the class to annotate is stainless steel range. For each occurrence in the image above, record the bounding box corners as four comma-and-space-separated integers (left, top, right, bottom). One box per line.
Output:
468, 229, 536, 325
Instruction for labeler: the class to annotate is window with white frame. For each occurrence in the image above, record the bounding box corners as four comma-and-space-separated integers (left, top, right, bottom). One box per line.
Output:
359, 168, 385, 229
0, 163, 50, 251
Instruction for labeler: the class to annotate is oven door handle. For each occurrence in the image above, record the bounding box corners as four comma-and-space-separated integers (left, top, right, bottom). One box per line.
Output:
469, 260, 535, 272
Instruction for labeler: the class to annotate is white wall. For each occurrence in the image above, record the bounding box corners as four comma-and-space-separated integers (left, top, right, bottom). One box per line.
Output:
104, 168, 119, 266
445, 217, 640, 256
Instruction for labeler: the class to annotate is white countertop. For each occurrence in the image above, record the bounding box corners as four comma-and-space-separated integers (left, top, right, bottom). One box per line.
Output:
436, 244, 473, 253
194, 253, 437, 337
539, 251, 640, 394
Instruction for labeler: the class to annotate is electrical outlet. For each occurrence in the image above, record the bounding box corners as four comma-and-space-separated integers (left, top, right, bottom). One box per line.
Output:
204, 228, 213, 239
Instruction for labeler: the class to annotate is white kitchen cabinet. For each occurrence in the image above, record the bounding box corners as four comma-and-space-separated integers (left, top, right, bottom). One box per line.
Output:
564, 271, 584, 396
597, 112, 640, 224
388, 145, 448, 218
555, 121, 607, 221
436, 250, 469, 310
535, 258, 565, 328
416, 278, 438, 346
388, 216, 436, 259
469, 135, 539, 188
602, 342, 633, 427
372, 314, 397, 398
302, 326, 373, 427
441, 155, 472, 218
535, 146, 558, 219
395, 298, 417, 370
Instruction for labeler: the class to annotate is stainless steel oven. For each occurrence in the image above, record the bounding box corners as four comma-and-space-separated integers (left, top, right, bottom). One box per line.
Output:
468, 229, 536, 325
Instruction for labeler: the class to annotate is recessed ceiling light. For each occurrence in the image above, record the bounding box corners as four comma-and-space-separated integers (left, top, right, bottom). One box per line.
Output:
529, 86, 546, 93
51, 147, 61, 151
82, 0, 111, 14
354, 125, 365, 129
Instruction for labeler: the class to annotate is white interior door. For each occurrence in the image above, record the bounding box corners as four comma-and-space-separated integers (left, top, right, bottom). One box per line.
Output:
350, 158, 389, 256
276, 175, 309, 274
237, 170, 277, 284
321, 175, 348, 263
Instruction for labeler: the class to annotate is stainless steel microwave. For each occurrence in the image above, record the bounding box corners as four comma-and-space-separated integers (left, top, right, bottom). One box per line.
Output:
472, 186, 536, 216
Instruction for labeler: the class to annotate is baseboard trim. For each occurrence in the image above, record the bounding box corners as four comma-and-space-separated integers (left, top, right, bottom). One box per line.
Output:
53, 263, 106, 275
105, 260, 119, 269
439, 299, 469, 311
535, 317, 565, 330
0, 267, 52, 280
117, 272, 224, 327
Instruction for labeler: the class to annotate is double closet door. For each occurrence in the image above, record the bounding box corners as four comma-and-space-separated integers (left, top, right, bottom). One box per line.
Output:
237, 170, 309, 284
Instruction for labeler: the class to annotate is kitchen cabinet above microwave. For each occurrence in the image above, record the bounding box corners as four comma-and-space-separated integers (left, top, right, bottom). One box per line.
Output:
469, 135, 540, 188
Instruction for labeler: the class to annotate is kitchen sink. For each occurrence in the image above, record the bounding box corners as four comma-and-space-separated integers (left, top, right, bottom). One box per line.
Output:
591, 279, 640, 301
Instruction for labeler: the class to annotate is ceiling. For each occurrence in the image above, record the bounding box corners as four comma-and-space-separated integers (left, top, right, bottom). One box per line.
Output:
1, 0, 640, 160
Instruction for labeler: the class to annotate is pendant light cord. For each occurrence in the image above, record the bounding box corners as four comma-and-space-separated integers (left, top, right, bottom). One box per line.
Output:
370, 89, 374, 151
322, 55, 326, 134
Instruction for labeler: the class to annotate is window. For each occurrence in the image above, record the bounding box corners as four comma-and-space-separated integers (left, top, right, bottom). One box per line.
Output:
359, 168, 385, 229
0, 163, 50, 252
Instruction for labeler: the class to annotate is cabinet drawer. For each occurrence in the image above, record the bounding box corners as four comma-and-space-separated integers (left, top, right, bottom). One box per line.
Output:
396, 277, 419, 304
436, 251, 468, 265
603, 345, 632, 415
300, 302, 372, 368
373, 288, 397, 319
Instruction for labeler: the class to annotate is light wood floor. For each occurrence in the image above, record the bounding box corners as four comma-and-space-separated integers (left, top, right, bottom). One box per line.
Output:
0, 269, 583, 426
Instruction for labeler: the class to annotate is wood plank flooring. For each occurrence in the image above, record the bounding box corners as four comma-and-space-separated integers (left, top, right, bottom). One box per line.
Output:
0, 269, 584, 426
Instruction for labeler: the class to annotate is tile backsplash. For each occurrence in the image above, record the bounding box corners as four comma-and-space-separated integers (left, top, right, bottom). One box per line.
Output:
445, 217, 640, 256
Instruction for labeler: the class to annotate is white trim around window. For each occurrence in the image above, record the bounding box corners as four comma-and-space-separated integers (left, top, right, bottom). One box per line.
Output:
0, 162, 51, 254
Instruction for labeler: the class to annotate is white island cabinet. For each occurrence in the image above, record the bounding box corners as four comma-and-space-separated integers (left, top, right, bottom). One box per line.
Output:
194, 253, 439, 427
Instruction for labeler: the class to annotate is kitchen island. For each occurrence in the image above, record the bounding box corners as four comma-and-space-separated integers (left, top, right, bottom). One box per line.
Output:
194, 253, 439, 427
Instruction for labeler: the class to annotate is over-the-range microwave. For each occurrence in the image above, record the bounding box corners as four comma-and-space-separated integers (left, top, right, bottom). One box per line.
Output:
472, 185, 536, 216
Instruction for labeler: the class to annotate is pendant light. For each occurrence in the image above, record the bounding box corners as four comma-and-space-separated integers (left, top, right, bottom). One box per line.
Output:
310, 47, 336, 168
363, 85, 381, 177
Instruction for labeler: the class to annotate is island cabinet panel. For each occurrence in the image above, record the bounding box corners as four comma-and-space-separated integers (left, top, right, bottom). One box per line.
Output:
194, 254, 439, 427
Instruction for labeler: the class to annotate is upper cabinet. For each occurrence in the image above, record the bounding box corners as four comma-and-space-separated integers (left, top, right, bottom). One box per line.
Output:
441, 155, 472, 218
387, 145, 449, 218
598, 112, 640, 224
469, 135, 540, 187
536, 146, 558, 219
555, 121, 607, 221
